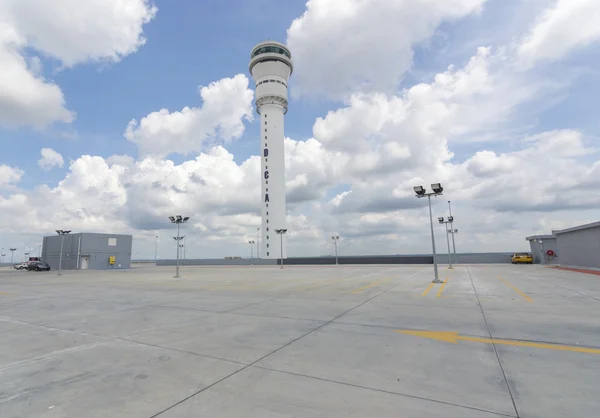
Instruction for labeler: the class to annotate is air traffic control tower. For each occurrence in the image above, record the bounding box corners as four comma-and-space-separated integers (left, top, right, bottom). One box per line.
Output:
249, 41, 293, 259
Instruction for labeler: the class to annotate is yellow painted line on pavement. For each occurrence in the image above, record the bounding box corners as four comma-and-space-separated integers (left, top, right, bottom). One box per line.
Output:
422, 282, 435, 297
0, 292, 10, 295
396, 329, 600, 355
436, 278, 449, 298
351, 278, 391, 294
499, 277, 532, 302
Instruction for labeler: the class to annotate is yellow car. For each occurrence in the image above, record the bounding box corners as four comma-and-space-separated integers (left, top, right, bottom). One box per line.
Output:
512, 252, 532, 264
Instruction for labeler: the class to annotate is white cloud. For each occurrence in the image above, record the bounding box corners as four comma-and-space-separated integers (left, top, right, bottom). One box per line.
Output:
125, 74, 255, 158
518, 0, 600, 65
37, 148, 65, 171
0, 165, 24, 187
0, 43, 74, 128
106, 154, 135, 167
0, 0, 157, 128
287, 0, 487, 99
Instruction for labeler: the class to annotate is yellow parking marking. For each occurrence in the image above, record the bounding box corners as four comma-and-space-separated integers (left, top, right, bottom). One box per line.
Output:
422, 282, 435, 296
351, 278, 391, 294
0, 292, 10, 296
499, 278, 532, 302
396, 330, 600, 355
436, 278, 449, 298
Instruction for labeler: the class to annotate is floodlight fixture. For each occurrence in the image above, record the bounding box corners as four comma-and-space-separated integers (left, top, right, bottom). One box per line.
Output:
448, 216, 454, 222
431, 183, 443, 194
183, 217, 190, 222
413, 185, 426, 196
438, 217, 444, 223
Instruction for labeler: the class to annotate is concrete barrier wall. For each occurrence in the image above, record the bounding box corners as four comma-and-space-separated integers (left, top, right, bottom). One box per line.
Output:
155, 253, 513, 266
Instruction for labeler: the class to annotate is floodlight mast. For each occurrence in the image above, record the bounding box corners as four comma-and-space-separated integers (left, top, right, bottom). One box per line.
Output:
275, 229, 288, 269
413, 184, 444, 283
56, 230, 71, 276
169, 215, 189, 278
331, 236, 340, 265
438, 217, 454, 269
248, 240, 255, 259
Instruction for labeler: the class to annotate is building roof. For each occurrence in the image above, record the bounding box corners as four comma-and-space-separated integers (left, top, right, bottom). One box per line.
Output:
554, 221, 600, 235
525, 234, 556, 241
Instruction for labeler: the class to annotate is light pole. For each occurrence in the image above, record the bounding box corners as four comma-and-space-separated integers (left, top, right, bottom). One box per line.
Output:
9, 248, 16, 265
24, 252, 30, 262
331, 236, 340, 265
256, 228, 260, 259
56, 230, 71, 276
37, 244, 42, 258
155, 235, 158, 265
448, 201, 458, 264
248, 240, 255, 259
414, 183, 444, 283
275, 229, 287, 269
169, 215, 189, 278
438, 217, 454, 269
1, 248, 4, 264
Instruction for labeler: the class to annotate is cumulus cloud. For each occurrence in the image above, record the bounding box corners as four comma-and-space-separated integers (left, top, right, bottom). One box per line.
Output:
518, 0, 600, 65
0, 0, 157, 128
0, 165, 24, 187
287, 0, 487, 99
37, 148, 65, 171
124, 74, 254, 158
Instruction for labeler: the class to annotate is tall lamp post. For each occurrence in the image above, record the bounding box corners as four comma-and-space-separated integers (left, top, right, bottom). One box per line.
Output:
56, 230, 71, 276
155, 235, 159, 265
9, 248, 17, 265
256, 228, 260, 259
37, 244, 42, 258
1, 248, 4, 264
448, 201, 458, 264
438, 217, 454, 269
248, 240, 255, 259
331, 236, 340, 265
24, 252, 30, 262
275, 229, 287, 269
169, 215, 190, 278
414, 183, 444, 283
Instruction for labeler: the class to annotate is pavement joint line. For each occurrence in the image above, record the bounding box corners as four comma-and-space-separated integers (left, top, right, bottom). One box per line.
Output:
467, 267, 521, 418
150, 268, 425, 417
499, 277, 532, 302
251, 365, 518, 418
0, 340, 111, 372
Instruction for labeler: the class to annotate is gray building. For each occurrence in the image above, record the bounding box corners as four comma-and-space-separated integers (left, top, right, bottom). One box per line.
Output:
42, 233, 132, 270
526, 234, 559, 265
555, 221, 600, 270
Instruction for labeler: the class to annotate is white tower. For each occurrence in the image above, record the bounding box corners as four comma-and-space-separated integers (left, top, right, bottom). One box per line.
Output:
249, 41, 293, 259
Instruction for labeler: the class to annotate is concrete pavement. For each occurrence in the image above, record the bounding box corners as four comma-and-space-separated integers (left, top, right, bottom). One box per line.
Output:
0, 264, 599, 417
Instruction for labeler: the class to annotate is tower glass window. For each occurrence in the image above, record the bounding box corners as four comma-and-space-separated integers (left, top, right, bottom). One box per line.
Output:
252, 46, 291, 59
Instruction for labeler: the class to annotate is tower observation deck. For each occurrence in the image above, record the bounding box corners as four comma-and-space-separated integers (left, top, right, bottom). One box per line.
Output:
249, 41, 293, 259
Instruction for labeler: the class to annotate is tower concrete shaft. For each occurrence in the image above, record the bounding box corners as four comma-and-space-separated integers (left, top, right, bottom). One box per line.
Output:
249, 41, 293, 259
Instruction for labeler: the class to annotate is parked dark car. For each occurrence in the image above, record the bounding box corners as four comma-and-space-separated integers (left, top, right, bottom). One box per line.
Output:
27, 261, 51, 271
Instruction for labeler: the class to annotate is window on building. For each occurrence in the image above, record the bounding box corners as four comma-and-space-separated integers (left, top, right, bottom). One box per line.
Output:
265, 121, 267, 125
108, 238, 117, 246
267, 244, 269, 248
267, 228, 269, 231
265, 128, 267, 132
267, 252, 269, 256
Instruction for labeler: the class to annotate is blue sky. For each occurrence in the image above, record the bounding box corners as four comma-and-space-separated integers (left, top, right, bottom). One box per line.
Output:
1, 0, 600, 260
